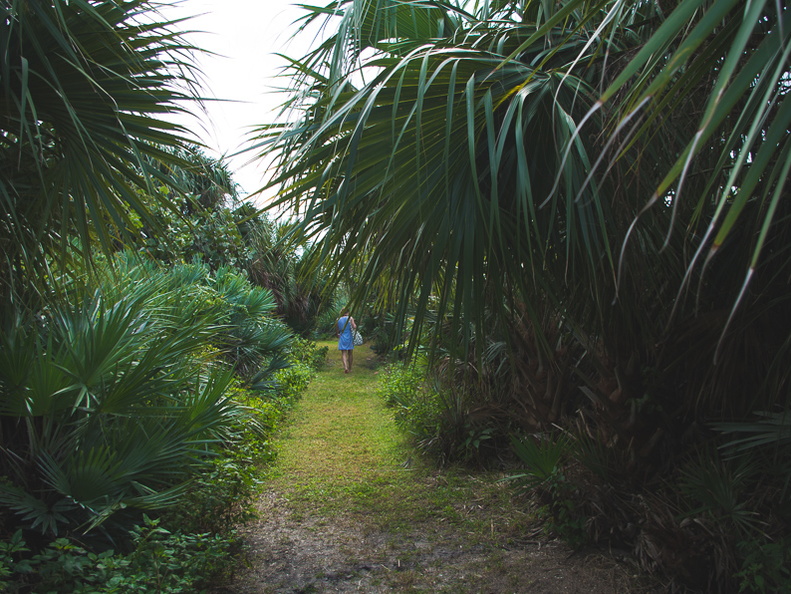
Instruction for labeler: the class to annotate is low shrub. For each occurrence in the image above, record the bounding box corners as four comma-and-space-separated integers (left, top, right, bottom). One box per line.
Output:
0, 348, 319, 592
162, 454, 261, 536
736, 537, 791, 593
286, 337, 328, 371
272, 363, 315, 403
0, 517, 234, 593
379, 360, 437, 434
379, 361, 426, 410
379, 360, 486, 464
508, 434, 588, 548
358, 312, 404, 357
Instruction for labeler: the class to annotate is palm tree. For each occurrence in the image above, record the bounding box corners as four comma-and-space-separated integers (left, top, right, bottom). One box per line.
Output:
242, 212, 337, 336
0, 0, 200, 312
259, 1, 790, 586
260, 0, 653, 342
258, 0, 791, 485
146, 144, 240, 214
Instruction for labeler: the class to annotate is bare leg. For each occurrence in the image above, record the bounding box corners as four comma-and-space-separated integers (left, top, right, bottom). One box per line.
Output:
348, 349, 354, 372
341, 350, 350, 372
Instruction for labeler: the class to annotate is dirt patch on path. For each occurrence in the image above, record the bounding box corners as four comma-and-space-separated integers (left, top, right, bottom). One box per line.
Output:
220, 487, 648, 593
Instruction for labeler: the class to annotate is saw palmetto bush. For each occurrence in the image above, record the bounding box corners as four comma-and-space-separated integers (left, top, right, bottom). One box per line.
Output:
0, 1, 308, 587
261, 0, 791, 588
209, 266, 294, 380
0, 254, 297, 540
0, 284, 239, 539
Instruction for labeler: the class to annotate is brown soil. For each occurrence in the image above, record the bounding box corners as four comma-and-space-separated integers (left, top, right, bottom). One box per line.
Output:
219, 491, 652, 594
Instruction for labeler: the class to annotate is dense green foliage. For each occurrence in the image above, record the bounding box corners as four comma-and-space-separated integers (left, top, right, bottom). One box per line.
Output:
0, 308, 325, 592
379, 361, 437, 443
3, 0, 789, 590
0, 0, 200, 311
0, 1, 335, 591
263, 0, 791, 590
0, 256, 285, 533
242, 216, 337, 338
379, 360, 492, 464
0, 518, 233, 593
130, 148, 247, 271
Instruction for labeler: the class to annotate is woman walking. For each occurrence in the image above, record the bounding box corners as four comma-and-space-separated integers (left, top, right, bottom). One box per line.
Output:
337, 309, 357, 373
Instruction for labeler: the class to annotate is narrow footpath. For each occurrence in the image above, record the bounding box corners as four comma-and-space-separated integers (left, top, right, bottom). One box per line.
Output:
219, 342, 649, 593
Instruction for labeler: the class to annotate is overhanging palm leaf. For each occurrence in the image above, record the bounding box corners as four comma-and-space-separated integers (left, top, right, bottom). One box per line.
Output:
261, 0, 617, 350
580, 0, 791, 341
264, 0, 790, 411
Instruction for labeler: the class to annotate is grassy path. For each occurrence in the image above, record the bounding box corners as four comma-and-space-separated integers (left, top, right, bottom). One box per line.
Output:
221, 342, 649, 593
267, 342, 411, 517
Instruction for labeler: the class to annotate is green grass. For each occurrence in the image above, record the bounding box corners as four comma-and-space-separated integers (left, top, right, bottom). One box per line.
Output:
264, 341, 530, 540
244, 341, 651, 593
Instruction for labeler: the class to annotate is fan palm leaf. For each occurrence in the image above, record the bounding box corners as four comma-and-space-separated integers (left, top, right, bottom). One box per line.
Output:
264, 0, 791, 411
262, 0, 627, 351
0, 0, 201, 309
581, 0, 791, 336
0, 257, 275, 535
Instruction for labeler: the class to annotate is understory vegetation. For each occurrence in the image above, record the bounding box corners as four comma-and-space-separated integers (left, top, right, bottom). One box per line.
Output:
377, 341, 791, 592
0, 254, 327, 592
0, 2, 332, 589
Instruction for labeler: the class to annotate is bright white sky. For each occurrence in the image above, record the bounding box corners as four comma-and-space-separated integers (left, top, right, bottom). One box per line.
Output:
164, 0, 321, 202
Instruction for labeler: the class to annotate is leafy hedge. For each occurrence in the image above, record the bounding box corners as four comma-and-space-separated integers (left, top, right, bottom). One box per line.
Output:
0, 257, 327, 592
0, 340, 322, 592
379, 359, 489, 464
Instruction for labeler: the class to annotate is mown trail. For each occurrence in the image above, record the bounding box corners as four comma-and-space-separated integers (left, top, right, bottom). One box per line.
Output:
217, 342, 650, 593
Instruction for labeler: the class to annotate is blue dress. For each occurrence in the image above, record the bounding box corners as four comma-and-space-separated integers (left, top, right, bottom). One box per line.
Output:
337, 316, 354, 350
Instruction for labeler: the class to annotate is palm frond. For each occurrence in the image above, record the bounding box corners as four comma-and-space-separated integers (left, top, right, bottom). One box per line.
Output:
1, 0, 203, 306
263, 2, 616, 351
